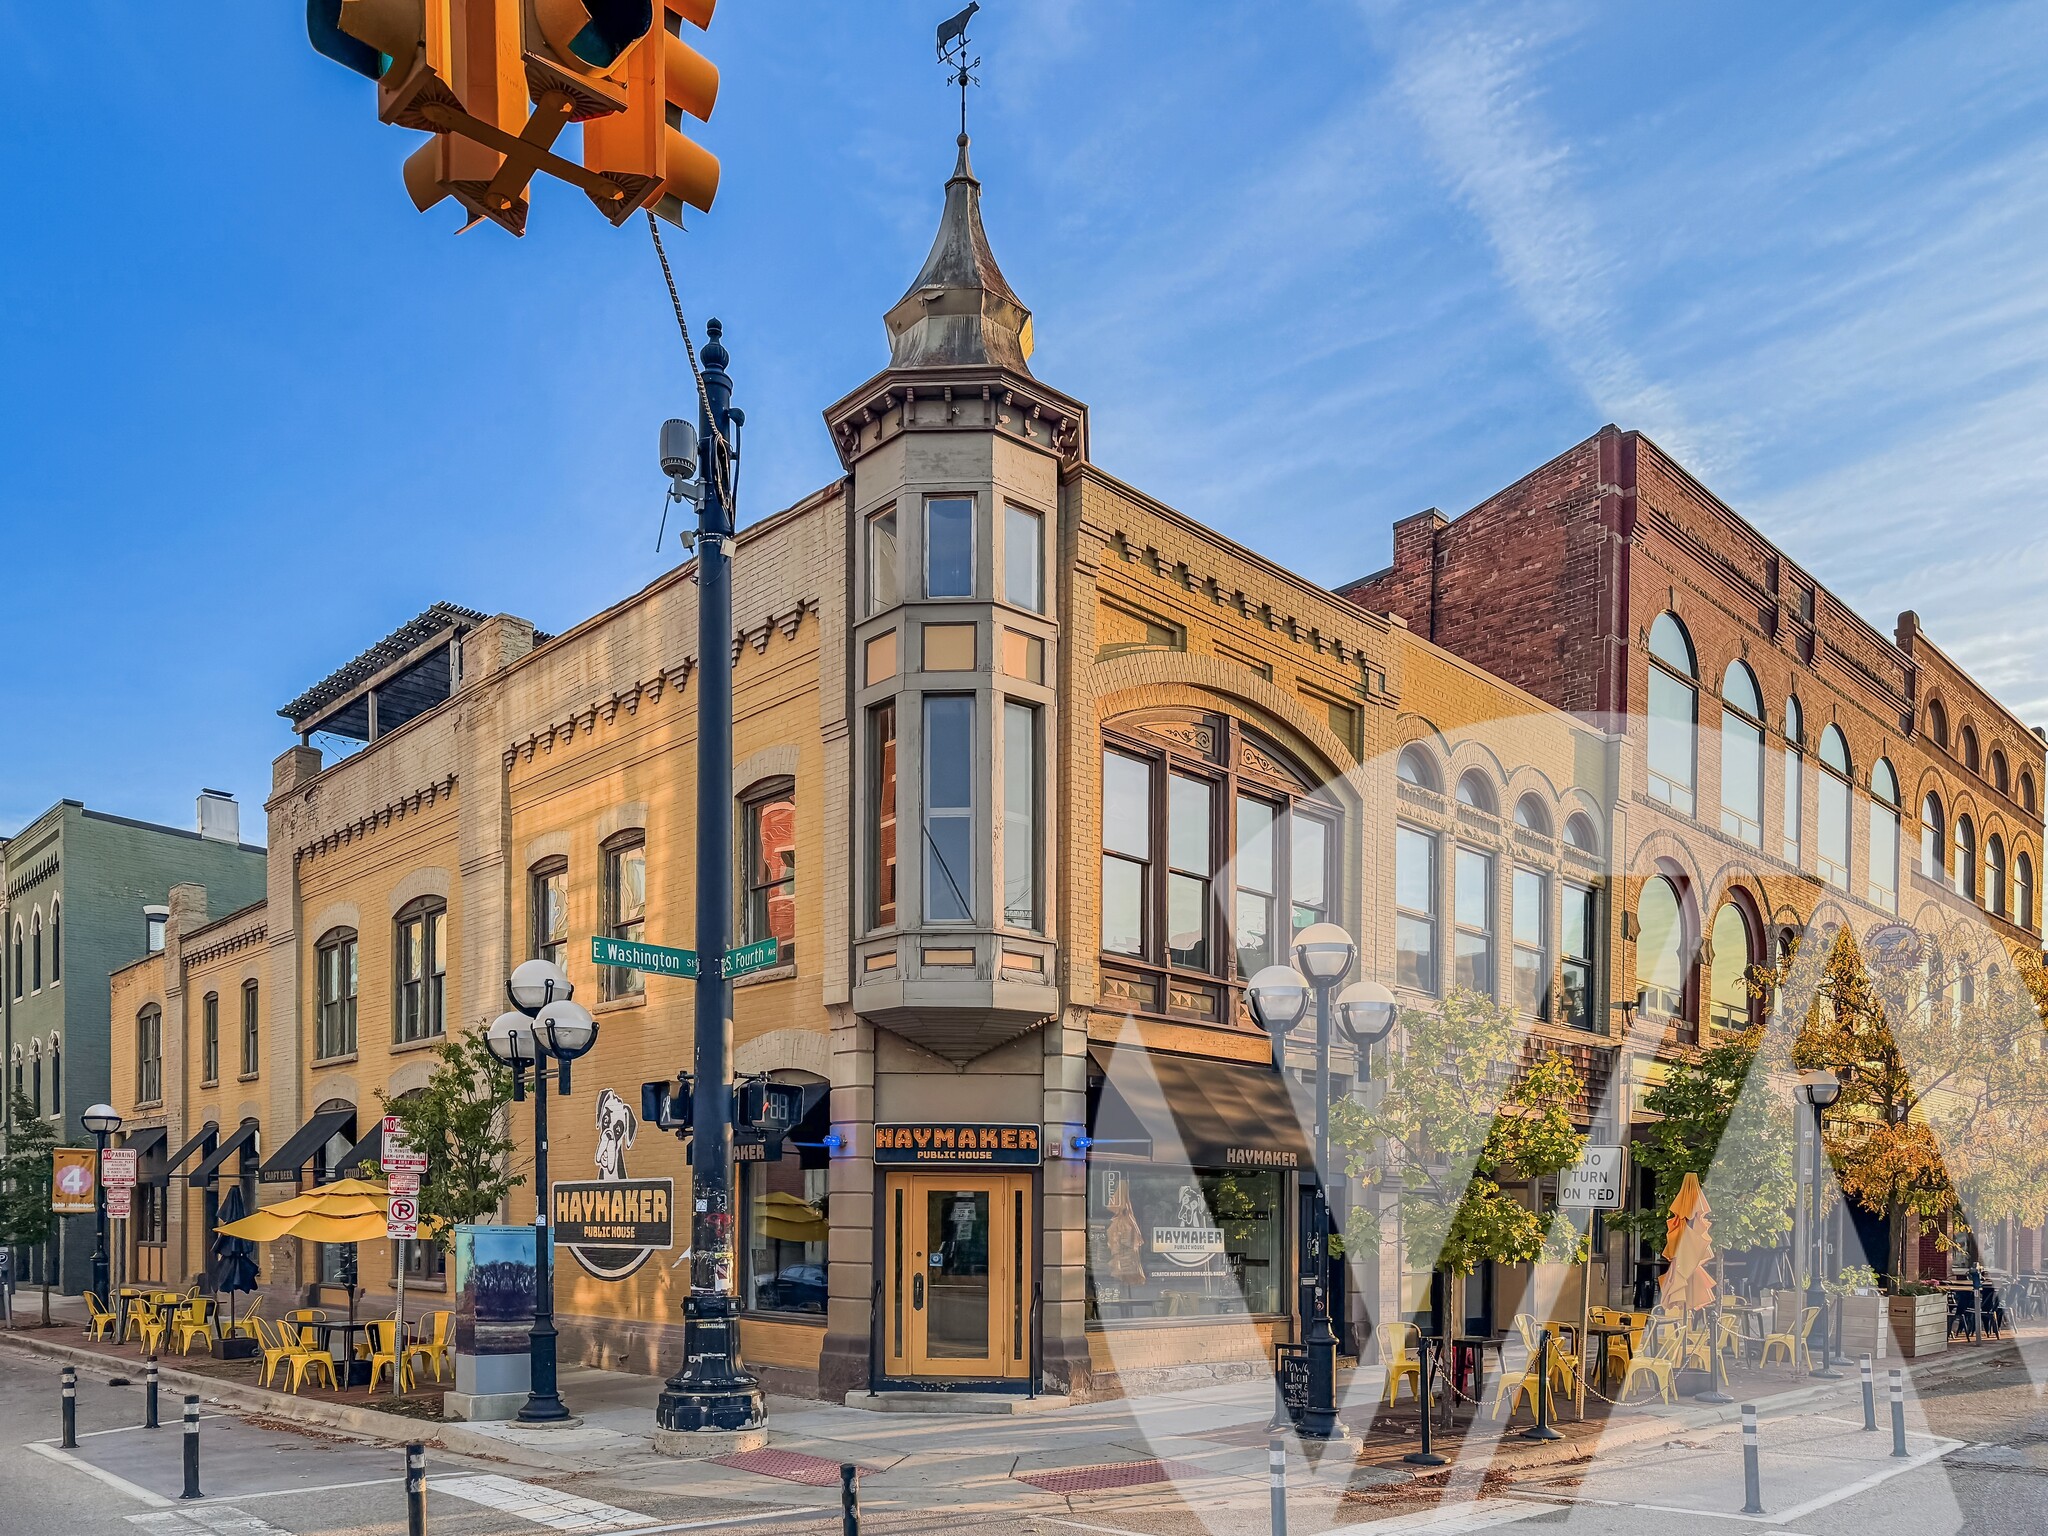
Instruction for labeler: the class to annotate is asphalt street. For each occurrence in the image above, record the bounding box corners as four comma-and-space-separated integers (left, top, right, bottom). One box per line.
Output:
3, 1345, 2046, 1536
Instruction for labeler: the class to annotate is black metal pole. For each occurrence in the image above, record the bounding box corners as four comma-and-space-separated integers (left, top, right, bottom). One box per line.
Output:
1889, 1367, 1908, 1457
406, 1442, 428, 1536
181, 1396, 201, 1500
145, 1360, 159, 1429
60, 1366, 76, 1448
1523, 1328, 1560, 1441
1297, 979, 1339, 1440
91, 1129, 110, 1307
1861, 1354, 1876, 1431
839, 1463, 860, 1536
1740, 1403, 1763, 1514
1268, 1434, 1288, 1536
1403, 1335, 1445, 1466
658, 320, 764, 1436
519, 1058, 568, 1422
1808, 1101, 1838, 1378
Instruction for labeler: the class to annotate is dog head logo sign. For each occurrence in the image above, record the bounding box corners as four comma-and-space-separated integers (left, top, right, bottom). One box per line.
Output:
558, 1087, 673, 1282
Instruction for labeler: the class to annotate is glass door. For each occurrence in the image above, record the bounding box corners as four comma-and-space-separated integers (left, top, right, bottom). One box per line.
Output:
885, 1172, 1032, 1379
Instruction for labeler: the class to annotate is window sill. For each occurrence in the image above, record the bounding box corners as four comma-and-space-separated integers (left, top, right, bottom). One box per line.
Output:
740, 1310, 826, 1326
387, 1278, 448, 1294
734, 962, 797, 989
313, 1053, 359, 1069
136, 1099, 164, 1111
201, 1079, 219, 1091
238, 1072, 260, 1084
391, 1034, 445, 1054
594, 994, 647, 1015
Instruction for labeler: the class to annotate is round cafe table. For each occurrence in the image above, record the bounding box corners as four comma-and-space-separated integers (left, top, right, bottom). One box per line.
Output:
309, 1318, 383, 1388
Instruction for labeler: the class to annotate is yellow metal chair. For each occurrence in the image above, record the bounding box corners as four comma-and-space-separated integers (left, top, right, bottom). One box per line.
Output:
84, 1292, 120, 1342
1620, 1324, 1684, 1404
402, 1310, 454, 1384
138, 1305, 172, 1358
365, 1321, 408, 1392
281, 1323, 337, 1393
1378, 1321, 1424, 1406
1512, 1314, 1579, 1398
173, 1297, 217, 1356
1485, 1359, 1540, 1420
1761, 1306, 1819, 1371
253, 1318, 301, 1389
232, 1297, 266, 1342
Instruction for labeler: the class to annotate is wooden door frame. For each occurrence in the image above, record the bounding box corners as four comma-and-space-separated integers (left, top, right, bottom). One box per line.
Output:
882, 1170, 1034, 1381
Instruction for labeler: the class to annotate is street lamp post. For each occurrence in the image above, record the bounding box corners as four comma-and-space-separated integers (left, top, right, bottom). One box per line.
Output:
487, 961, 598, 1425
82, 1104, 122, 1306
1795, 1069, 1842, 1379
1247, 929, 1396, 1443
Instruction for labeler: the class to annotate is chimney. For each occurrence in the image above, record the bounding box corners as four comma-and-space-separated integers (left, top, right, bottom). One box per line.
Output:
197, 789, 240, 844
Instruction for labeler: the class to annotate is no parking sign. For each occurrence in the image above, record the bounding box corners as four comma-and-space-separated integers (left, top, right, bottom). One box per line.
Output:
387, 1193, 419, 1240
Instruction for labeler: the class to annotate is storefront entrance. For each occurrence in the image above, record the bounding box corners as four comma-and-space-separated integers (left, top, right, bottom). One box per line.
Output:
882, 1172, 1033, 1380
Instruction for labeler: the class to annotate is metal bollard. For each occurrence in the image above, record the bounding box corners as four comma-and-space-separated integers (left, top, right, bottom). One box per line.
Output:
1740, 1403, 1763, 1514
839, 1463, 859, 1536
1403, 1335, 1446, 1466
145, 1360, 159, 1430
181, 1396, 201, 1500
1268, 1434, 1288, 1536
406, 1442, 427, 1536
60, 1366, 77, 1449
1889, 1369, 1908, 1458
1523, 1329, 1560, 1442
1860, 1355, 1875, 1432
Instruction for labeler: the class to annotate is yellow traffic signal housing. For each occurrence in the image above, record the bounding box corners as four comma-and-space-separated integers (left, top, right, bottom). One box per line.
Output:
582, 0, 720, 225
524, 1, 654, 117
306, 0, 460, 129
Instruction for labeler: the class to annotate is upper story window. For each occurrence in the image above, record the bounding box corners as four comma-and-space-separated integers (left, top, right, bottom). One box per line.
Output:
1003, 503, 1043, 612
1783, 696, 1805, 867
202, 991, 220, 1084
1990, 749, 2010, 796
923, 696, 976, 922
741, 779, 797, 963
315, 927, 359, 1059
1926, 697, 1949, 748
2017, 851, 2037, 933
1453, 846, 1496, 995
2021, 771, 2039, 814
868, 702, 898, 928
1395, 824, 1438, 993
924, 496, 974, 598
530, 859, 568, 968
1986, 834, 2008, 918
1397, 746, 1441, 792
29, 1042, 41, 1116
394, 898, 448, 1043
1868, 759, 1901, 914
1514, 796, 1550, 836
29, 910, 42, 991
48, 900, 59, 984
9, 924, 18, 998
1099, 712, 1340, 1024
1637, 875, 1691, 1024
1561, 881, 1598, 1031
1817, 725, 1852, 889
47, 1034, 59, 1115
1647, 612, 1698, 816
1959, 724, 1981, 773
1564, 813, 1599, 856
1720, 662, 1765, 849
145, 906, 168, 954
241, 980, 260, 1077
866, 505, 899, 614
1708, 900, 1755, 1032
1921, 793, 1945, 879
137, 1006, 164, 1104
1002, 701, 1041, 930
1511, 865, 1548, 1018
602, 833, 647, 1000
1455, 771, 1497, 814
1954, 814, 1978, 901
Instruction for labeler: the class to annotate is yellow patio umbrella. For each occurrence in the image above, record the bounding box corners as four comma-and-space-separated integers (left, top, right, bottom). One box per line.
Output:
218, 1176, 394, 1243
759, 1191, 828, 1244
1658, 1172, 1717, 1314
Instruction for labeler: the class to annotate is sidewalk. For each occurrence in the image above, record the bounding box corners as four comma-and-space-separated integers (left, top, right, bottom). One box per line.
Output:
5, 1298, 2029, 1518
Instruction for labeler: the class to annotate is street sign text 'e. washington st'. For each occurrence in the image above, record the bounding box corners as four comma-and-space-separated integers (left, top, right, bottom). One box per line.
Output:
590, 934, 778, 979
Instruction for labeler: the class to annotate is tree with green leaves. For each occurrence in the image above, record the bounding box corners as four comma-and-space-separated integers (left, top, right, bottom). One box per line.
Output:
0, 1092, 61, 1323
378, 1030, 521, 1251
1330, 987, 1588, 1287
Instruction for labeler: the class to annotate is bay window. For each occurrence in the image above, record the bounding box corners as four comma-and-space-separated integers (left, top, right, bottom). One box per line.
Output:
923, 695, 976, 922
1002, 702, 1040, 929
869, 702, 898, 927
925, 496, 974, 598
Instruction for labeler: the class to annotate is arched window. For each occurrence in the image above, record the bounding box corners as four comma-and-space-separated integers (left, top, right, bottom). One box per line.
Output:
1708, 901, 1756, 1032
1990, 749, 2010, 796
1926, 697, 1949, 748
1818, 725, 1853, 889
2022, 771, 2039, 814
1720, 662, 1765, 848
201, 991, 220, 1084
1564, 813, 1600, 855
1921, 793, 1946, 880
1868, 759, 1901, 913
30, 910, 41, 991
2017, 852, 2036, 933
1986, 834, 2007, 917
741, 777, 801, 952
241, 980, 261, 1077
1647, 613, 1698, 815
1960, 724, 1980, 773
1397, 745, 1441, 792
29, 1042, 41, 1116
1783, 697, 1805, 868
1456, 771, 1497, 814
1514, 795, 1551, 836
1955, 814, 1978, 901
315, 927, 359, 1060
1637, 875, 1691, 1022
8, 924, 18, 999
393, 897, 448, 1044
48, 900, 59, 984
8, 1047, 18, 1102
47, 1034, 59, 1115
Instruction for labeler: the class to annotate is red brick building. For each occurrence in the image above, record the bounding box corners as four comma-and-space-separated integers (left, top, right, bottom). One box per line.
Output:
1339, 424, 2046, 1286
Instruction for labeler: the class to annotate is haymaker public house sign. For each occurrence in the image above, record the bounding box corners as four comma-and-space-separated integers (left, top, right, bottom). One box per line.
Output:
874, 1122, 1042, 1165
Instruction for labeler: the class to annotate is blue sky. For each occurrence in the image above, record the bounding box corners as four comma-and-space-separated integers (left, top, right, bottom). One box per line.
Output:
4, 1, 2046, 838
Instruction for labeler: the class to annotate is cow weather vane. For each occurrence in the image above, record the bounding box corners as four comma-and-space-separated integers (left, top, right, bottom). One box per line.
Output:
937, 3, 981, 137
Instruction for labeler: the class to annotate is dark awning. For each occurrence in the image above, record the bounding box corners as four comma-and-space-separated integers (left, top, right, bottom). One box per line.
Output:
125, 1126, 169, 1158
259, 1107, 356, 1182
336, 1120, 383, 1180
1086, 1045, 1313, 1172
189, 1119, 260, 1184
149, 1122, 219, 1187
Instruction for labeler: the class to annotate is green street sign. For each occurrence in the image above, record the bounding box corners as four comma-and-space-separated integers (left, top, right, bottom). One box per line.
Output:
721, 937, 780, 978
591, 935, 699, 978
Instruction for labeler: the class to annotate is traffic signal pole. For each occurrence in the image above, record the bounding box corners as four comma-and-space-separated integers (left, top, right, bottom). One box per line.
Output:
657, 320, 765, 1436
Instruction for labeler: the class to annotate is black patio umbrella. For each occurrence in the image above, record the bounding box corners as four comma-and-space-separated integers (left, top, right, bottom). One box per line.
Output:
211, 1185, 261, 1335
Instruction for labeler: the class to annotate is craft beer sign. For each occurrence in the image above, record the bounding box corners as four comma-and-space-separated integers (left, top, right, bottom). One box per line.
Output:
874, 1122, 1041, 1165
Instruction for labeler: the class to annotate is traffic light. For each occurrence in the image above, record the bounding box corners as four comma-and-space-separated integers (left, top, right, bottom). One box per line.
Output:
583, 0, 721, 225
304, 0, 457, 130
525, 0, 654, 115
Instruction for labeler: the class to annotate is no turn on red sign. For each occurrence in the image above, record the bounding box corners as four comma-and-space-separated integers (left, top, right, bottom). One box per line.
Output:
386, 1194, 419, 1241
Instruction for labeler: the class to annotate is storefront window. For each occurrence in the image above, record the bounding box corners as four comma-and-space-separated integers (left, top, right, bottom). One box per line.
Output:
1085, 1164, 1286, 1319
744, 1091, 831, 1316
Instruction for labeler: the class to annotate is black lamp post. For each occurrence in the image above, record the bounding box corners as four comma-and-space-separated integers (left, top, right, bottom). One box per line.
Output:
82, 1103, 122, 1306
1247, 929, 1396, 1443
488, 960, 598, 1425
1795, 1069, 1842, 1378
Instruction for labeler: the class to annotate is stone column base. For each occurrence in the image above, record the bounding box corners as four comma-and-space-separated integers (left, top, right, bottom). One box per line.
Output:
654, 1426, 770, 1458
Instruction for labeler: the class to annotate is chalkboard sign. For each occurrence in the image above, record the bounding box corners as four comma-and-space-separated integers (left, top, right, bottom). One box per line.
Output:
1274, 1344, 1311, 1426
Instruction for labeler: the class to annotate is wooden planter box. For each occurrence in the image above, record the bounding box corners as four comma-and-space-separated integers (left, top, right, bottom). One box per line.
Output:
1838, 1294, 1887, 1361
1889, 1293, 1947, 1358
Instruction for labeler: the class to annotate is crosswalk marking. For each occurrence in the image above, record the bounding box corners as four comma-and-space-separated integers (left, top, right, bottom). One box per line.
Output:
128, 1509, 294, 1536
435, 1472, 657, 1531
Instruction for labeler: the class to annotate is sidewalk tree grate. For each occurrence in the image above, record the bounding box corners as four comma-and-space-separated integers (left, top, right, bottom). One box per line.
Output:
714, 1448, 875, 1486
1018, 1458, 1219, 1494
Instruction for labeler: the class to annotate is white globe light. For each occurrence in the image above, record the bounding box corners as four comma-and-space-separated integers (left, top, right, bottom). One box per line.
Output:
82, 1102, 123, 1136
509, 959, 572, 1015
1292, 922, 1357, 984
534, 999, 598, 1061
485, 1010, 537, 1067
1795, 1068, 1841, 1109
1335, 979, 1398, 1046
1246, 965, 1312, 1034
